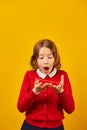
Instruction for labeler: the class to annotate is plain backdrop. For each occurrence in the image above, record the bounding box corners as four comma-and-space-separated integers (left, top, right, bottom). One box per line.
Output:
0, 0, 87, 130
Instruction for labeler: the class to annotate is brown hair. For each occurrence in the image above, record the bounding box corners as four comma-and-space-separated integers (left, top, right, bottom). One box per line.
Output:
30, 39, 61, 70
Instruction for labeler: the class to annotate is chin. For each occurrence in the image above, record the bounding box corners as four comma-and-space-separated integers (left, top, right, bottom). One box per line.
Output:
44, 72, 50, 75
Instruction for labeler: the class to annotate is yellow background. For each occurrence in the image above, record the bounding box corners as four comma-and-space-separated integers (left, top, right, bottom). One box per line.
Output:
0, 0, 87, 130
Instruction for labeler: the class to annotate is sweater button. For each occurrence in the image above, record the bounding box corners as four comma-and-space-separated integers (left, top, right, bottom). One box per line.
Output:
44, 104, 47, 107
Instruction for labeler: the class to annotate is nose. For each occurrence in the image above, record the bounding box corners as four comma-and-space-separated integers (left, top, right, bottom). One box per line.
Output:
44, 58, 48, 64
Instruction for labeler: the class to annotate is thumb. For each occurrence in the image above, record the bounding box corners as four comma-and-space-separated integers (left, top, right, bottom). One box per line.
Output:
60, 75, 64, 85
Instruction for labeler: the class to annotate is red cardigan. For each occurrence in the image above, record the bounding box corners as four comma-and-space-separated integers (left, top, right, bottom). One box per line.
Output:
17, 70, 75, 128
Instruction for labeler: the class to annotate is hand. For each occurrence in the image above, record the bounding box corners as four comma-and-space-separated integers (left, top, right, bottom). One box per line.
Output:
50, 75, 64, 94
32, 79, 49, 95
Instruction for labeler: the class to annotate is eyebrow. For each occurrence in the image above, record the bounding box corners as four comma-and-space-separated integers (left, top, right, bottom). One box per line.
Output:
39, 53, 53, 56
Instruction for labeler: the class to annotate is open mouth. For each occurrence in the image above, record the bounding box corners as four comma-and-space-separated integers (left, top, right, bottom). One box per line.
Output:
44, 67, 49, 71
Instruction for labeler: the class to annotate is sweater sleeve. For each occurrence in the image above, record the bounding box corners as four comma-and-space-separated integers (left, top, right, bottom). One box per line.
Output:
58, 71, 75, 114
17, 71, 37, 113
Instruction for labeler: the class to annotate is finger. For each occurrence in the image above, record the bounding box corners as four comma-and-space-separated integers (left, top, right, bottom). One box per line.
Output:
60, 75, 64, 85
42, 83, 49, 87
41, 83, 49, 89
35, 79, 39, 84
35, 79, 42, 85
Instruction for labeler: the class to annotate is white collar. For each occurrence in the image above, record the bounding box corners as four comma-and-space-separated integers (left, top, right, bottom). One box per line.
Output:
36, 68, 57, 79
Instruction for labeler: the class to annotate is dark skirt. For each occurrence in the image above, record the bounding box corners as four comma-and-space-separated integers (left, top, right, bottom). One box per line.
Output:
21, 120, 64, 130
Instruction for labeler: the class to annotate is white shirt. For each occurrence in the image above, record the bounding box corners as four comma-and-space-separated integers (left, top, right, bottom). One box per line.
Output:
36, 68, 57, 79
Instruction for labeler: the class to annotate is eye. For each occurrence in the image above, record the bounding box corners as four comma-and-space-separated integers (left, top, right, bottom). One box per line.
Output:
48, 56, 52, 59
39, 57, 44, 59
48, 55, 53, 59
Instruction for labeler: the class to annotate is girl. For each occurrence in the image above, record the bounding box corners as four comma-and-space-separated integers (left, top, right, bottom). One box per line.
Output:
17, 39, 75, 130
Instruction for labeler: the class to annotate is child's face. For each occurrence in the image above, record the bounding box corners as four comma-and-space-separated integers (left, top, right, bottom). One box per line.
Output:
37, 47, 55, 75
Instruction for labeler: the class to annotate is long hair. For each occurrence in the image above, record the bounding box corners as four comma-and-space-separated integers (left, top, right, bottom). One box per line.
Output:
30, 39, 61, 70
